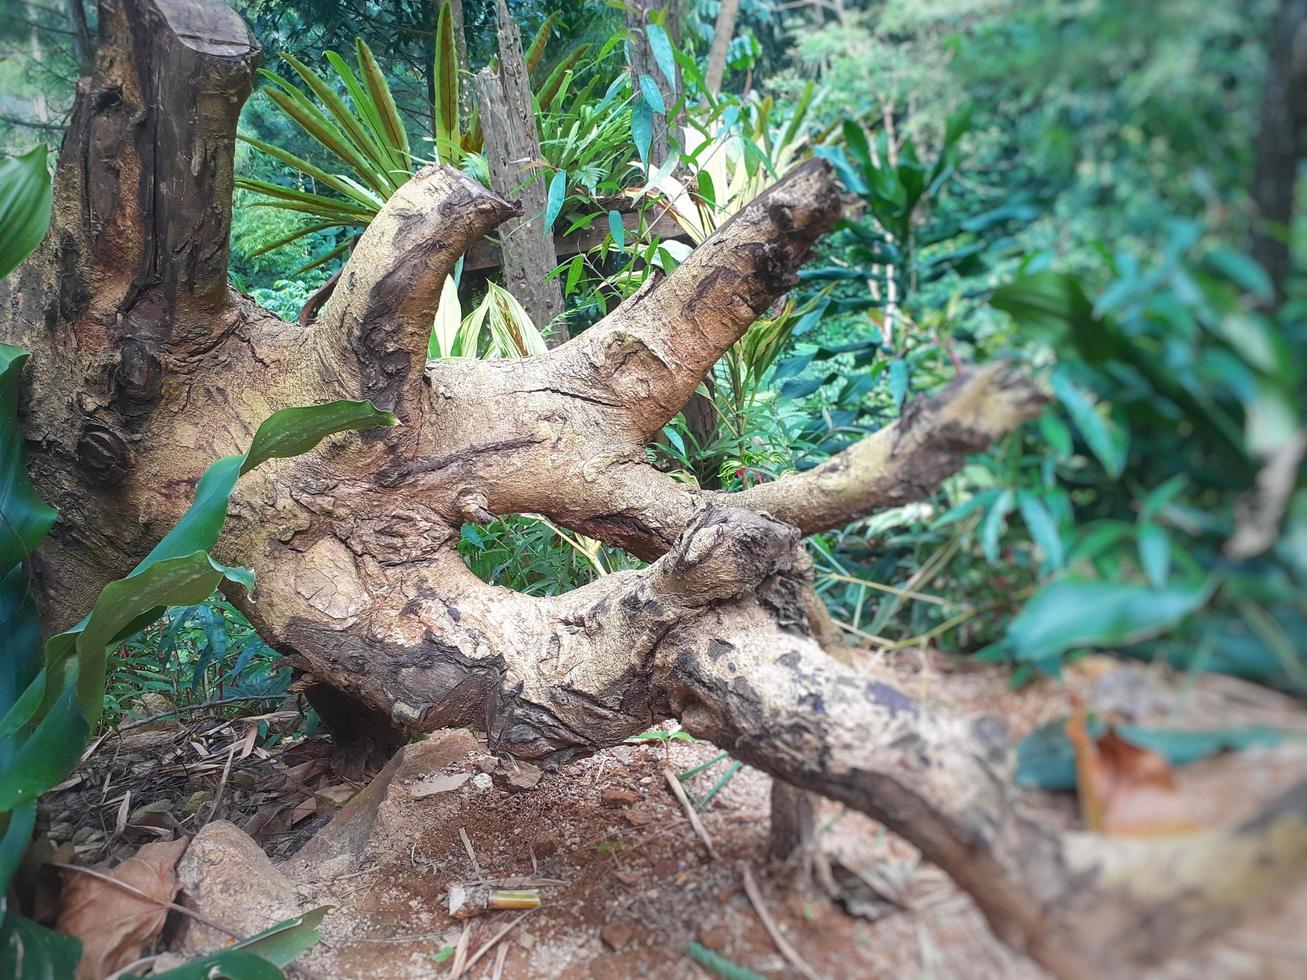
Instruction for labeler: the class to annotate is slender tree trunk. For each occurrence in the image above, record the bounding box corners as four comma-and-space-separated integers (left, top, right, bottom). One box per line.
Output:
65, 0, 95, 76
476, 0, 566, 342
704, 0, 741, 95
1251, 0, 1307, 298
625, 0, 680, 168
3, 4, 1307, 978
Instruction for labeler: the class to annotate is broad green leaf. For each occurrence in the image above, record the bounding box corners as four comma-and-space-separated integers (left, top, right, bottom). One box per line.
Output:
544, 171, 566, 231
223, 906, 331, 967
1137, 522, 1171, 588
990, 272, 1119, 363
0, 805, 34, 901
1051, 368, 1127, 478
0, 684, 87, 811
0, 910, 81, 980
1204, 246, 1273, 302
645, 24, 677, 91
980, 488, 1014, 563
0, 347, 57, 579
638, 74, 665, 114
0, 146, 52, 280
1003, 578, 1211, 663
1017, 491, 1064, 571
632, 97, 654, 166
888, 359, 909, 409
135, 949, 284, 980
608, 210, 624, 250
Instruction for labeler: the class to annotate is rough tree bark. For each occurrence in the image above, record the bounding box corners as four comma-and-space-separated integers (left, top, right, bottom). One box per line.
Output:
1251, 0, 1307, 300
475, 0, 566, 342
3, 2, 1307, 978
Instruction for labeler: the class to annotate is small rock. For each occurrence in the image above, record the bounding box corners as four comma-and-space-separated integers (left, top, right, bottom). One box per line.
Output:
517, 929, 536, 950
609, 746, 634, 765
472, 772, 494, 792
475, 757, 498, 774
600, 923, 634, 950
504, 762, 543, 791
623, 808, 653, 827
698, 928, 727, 952
534, 839, 557, 858
601, 788, 638, 808
406, 772, 470, 799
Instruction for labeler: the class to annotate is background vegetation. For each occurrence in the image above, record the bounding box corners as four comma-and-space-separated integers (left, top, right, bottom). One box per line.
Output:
1, 0, 1301, 743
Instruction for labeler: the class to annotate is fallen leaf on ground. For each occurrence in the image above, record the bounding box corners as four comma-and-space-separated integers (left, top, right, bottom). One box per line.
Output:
55, 835, 190, 980
1067, 711, 1200, 835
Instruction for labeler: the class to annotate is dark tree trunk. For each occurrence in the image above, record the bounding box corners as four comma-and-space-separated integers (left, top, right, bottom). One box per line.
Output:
1251, 0, 1307, 298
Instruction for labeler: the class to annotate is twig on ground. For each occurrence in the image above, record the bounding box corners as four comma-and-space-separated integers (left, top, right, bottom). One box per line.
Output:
461, 911, 532, 976
116, 694, 288, 733
741, 863, 823, 980
204, 741, 237, 828
448, 921, 473, 978
459, 826, 483, 879
663, 766, 718, 859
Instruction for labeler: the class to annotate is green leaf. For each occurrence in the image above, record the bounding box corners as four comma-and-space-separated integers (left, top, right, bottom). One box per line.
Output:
1051, 368, 1127, 478
980, 488, 1014, 563
525, 13, 561, 75
645, 24, 677, 92
355, 39, 411, 175
638, 74, 665, 115
434, 2, 462, 160
1204, 246, 1273, 302
544, 171, 566, 232
608, 210, 625, 250
0, 910, 82, 980
136, 949, 285, 980
686, 942, 764, 980
0, 146, 51, 280
0, 805, 35, 901
1003, 578, 1211, 663
0, 347, 57, 580
238, 136, 382, 213
632, 97, 654, 166
222, 906, 331, 968
1017, 491, 1064, 571
990, 272, 1119, 363
0, 684, 88, 812
888, 358, 909, 409
1137, 522, 1171, 588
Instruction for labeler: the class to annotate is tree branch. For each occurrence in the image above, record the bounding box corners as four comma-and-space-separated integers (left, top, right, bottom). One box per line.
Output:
310, 165, 519, 423
547, 159, 843, 436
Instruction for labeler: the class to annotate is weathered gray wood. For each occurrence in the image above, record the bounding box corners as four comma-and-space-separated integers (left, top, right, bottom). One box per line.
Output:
461, 208, 687, 273
475, 0, 566, 343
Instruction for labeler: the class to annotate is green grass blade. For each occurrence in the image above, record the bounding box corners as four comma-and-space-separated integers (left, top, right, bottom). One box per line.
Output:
355, 38, 412, 177
239, 134, 383, 212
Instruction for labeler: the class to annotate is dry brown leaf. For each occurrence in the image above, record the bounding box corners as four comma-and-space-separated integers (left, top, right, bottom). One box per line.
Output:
1067, 711, 1200, 836
55, 836, 190, 980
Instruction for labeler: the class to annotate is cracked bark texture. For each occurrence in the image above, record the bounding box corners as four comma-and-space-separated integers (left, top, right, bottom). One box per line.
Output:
2, 2, 1306, 978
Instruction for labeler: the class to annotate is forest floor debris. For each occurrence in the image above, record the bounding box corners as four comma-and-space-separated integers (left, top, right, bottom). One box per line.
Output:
34, 652, 1307, 978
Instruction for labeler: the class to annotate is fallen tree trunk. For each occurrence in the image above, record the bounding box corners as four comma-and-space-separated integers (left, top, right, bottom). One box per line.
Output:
2, 2, 1305, 977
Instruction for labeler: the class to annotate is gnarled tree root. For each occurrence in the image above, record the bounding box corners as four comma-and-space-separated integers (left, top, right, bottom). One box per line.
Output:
2, 1, 1304, 977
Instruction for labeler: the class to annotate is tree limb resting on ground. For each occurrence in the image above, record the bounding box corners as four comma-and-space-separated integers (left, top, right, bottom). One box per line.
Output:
2, 2, 1305, 977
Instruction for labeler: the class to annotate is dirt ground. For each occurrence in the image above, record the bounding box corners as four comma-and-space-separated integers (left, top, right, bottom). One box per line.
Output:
38, 650, 1307, 979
